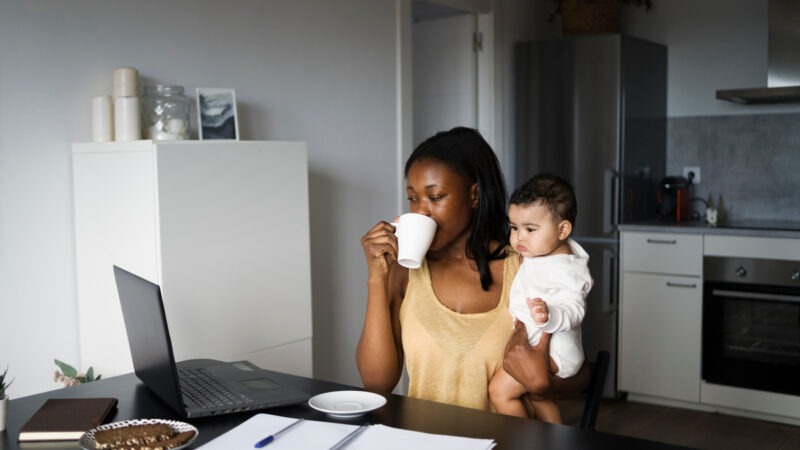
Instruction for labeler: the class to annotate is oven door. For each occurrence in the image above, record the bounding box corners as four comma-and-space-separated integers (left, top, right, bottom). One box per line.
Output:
703, 281, 800, 396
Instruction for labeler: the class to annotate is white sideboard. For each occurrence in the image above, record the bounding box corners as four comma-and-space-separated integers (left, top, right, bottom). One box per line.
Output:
72, 140, 313, 379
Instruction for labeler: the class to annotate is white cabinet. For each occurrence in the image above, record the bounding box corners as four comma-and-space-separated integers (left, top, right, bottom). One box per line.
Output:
620, 232, 702, 276
618, 231, 702, 402
72, 140, 312, 379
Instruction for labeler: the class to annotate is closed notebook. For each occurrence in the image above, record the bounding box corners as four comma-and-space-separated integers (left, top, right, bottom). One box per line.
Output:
18, 398, 118, 442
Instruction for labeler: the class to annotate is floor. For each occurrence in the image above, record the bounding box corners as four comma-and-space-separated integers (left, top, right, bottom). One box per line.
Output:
558, 397, 800, 449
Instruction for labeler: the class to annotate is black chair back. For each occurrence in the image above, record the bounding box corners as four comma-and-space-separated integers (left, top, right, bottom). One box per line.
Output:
580, 350, 610, 430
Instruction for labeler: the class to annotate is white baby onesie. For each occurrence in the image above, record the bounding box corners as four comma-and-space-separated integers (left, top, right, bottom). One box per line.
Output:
508, 238, 593, 378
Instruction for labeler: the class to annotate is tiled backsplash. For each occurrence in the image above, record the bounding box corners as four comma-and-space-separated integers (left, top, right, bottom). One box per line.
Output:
667, 113, 800, 222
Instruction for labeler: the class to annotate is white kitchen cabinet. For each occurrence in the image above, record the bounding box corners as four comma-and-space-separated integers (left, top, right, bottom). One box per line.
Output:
621, 232, 703, 276
618, 231, 702, 402
72, 140, 312, 379
619, 271, 702, 402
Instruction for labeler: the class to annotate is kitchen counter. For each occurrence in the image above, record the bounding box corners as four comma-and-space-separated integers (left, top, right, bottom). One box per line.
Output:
618, 219, 800, 239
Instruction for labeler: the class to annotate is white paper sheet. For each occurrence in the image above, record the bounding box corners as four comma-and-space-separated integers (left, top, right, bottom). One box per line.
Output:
197, 413, 495, 450
350, 424, 495, 450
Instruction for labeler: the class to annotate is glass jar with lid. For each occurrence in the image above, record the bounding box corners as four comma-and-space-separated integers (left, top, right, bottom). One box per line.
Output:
141, 85, 190, 140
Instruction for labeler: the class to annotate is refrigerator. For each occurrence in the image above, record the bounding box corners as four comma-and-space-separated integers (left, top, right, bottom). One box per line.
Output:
514, 35, 667, 397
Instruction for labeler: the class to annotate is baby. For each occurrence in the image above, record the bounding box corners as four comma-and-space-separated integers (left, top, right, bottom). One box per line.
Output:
489, 173, 593, 423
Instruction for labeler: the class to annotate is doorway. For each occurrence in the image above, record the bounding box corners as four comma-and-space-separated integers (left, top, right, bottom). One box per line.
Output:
412, 1, 479, 146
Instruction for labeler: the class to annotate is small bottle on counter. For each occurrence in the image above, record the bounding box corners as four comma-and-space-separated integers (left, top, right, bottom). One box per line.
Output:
141, 85, 190, 140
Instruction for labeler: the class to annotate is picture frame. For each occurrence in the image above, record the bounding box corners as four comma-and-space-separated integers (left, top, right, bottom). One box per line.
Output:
196, 88, 239, 140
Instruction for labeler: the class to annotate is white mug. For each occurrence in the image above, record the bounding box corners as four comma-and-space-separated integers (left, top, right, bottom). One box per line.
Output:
391, 213, 437, 269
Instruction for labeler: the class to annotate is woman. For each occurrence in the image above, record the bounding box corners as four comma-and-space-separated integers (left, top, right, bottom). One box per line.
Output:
357, 127, 588, 413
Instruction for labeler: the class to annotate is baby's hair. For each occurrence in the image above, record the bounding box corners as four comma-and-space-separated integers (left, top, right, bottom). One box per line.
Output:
510, 173, 577, 226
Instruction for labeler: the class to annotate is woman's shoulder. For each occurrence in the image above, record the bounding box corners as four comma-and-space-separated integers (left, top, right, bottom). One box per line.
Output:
500, 245, 521, 276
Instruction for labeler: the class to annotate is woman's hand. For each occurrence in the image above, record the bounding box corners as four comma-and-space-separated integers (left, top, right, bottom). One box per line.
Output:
503, 319, 552, 397
358, 217, 406, 394
360, 218, 399, 282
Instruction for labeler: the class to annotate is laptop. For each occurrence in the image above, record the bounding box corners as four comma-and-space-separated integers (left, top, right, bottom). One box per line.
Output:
113, 265, 309, 418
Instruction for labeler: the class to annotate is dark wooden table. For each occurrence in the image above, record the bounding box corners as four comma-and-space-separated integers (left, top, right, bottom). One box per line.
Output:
1, 370, 687, 449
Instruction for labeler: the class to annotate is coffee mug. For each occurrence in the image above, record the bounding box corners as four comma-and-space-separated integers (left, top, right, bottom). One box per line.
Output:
391, 213, 437, 269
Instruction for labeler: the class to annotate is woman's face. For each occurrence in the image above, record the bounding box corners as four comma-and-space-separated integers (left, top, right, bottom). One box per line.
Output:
406, 159, 477, 252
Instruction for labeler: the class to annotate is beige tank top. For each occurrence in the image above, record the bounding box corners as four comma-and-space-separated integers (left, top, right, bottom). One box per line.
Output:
399, 248, 519, 411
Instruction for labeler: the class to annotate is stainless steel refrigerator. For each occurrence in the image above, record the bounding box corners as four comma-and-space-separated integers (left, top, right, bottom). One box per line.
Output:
513, 34, 667, 397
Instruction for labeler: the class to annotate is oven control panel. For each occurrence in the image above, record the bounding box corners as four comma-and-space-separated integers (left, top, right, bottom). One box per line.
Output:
704, 256, 800, 287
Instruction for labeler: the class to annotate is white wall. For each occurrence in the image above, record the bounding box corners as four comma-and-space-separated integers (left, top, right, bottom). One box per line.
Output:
0, 0, 399, 397
621, 0, 800, 117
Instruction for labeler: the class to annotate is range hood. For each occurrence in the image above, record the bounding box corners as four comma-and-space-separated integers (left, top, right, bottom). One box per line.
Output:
717, 0, 800, 104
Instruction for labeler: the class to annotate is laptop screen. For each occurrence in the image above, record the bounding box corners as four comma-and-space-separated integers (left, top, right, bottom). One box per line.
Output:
113, 266, 185, 414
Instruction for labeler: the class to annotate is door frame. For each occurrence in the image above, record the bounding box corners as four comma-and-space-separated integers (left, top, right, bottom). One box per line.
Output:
394, 0, 497, 215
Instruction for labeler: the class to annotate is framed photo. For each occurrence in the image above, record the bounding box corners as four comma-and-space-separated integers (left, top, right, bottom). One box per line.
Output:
196, 88, 239, 140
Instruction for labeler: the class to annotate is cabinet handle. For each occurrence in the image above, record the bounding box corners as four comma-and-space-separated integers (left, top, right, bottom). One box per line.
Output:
647, 238, 677, 244
666, 281, 697, 289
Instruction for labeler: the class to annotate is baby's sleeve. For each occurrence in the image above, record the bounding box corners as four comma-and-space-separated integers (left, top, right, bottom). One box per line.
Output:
537, 290, 586, 334
537, 262, 592, 334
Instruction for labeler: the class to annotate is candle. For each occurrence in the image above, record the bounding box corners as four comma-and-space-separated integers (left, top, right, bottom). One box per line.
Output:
114, 96, 141, 141
92, 95, 113, 142
113, 67, 138, 98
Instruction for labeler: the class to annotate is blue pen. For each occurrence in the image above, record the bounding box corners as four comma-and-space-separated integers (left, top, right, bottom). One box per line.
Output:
254, 418, 305, 448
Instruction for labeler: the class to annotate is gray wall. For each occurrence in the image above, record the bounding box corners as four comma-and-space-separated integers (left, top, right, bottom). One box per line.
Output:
667, 113, 800, 222
0, 0, 398, 397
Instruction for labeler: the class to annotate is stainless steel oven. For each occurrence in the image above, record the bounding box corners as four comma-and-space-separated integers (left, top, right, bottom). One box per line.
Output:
703, 256, 800, 396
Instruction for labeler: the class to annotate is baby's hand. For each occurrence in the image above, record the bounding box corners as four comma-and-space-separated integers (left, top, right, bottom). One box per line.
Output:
527, 297, 549, 325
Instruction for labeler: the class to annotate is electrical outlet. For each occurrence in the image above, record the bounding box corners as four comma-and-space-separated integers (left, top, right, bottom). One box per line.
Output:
683, 166, 701, 184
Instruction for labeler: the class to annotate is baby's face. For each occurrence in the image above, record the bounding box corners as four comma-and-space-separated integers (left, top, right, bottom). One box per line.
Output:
508, 203, 565, 258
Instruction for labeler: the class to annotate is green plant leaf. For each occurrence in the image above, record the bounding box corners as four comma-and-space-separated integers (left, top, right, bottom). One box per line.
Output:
54, 359, 77, 378
86, 367, 94, 381
75, 376, 87, 384
0, 366, 12, 397
96, 374, 102, 381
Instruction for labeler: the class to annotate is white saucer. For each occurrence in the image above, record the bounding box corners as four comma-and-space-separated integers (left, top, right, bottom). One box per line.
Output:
308, 390, 387, 417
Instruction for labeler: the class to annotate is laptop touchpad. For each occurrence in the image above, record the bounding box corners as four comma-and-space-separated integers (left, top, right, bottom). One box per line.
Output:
239, 378, 280, 391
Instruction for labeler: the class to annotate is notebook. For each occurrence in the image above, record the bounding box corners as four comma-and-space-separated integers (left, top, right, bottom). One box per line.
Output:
113, 266, 309, 418
198, 413, 497, 449
18, 397, 117, 442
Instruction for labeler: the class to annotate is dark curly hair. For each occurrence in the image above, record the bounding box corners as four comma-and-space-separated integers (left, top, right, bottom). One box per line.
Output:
509, 173, 577, 226
405, 127, 508, 291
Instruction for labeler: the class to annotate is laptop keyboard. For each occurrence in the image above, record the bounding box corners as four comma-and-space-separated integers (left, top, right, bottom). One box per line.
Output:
179, 367, 253, 409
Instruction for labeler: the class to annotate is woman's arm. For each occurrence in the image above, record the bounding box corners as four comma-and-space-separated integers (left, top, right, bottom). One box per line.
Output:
503, 321, 590, 400
356, 221, 407, 395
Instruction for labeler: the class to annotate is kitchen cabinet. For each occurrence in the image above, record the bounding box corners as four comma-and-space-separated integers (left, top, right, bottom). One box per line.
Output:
617, 225, 800, 425
72, 140, 312, 379
618, 231, 703, 402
